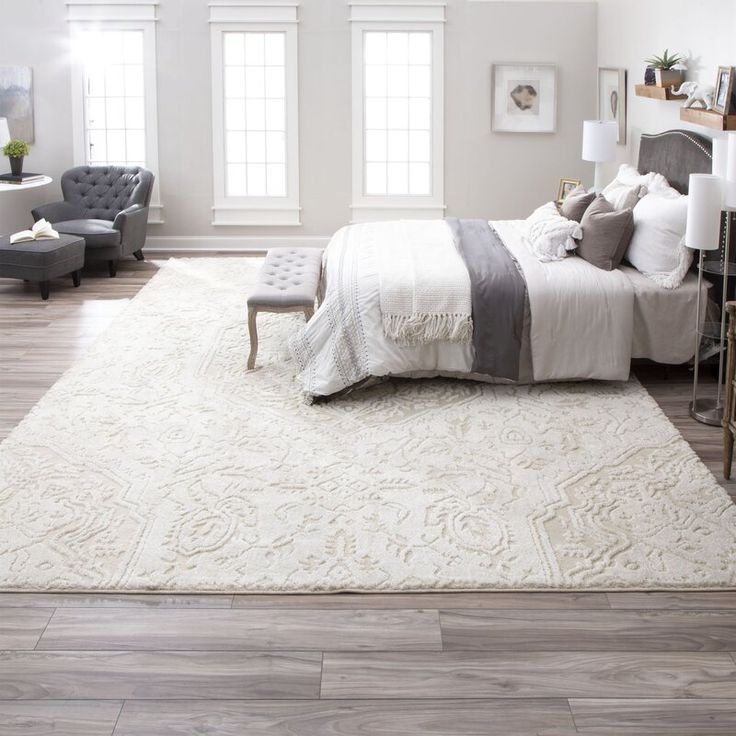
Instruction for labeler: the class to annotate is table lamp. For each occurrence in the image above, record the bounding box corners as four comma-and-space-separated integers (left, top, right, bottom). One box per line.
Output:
0, 118, 10, 150
582, 120, 617, 193
688, 173, 726, 424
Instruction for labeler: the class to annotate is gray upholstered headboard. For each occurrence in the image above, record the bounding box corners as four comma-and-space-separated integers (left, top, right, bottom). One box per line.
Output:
637, 129, 712, 194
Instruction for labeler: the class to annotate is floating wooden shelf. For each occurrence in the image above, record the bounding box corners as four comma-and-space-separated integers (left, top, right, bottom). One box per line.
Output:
680, 107, 736, 131
635, 84, 686, 101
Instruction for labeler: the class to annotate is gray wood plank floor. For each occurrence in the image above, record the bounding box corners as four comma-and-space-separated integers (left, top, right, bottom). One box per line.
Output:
2, 256, 736, 735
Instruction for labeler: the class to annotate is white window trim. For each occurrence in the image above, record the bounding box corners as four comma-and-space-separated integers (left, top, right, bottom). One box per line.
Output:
209, 1, 301, 226
349, 0, 445, 222
67, 0, 164, 224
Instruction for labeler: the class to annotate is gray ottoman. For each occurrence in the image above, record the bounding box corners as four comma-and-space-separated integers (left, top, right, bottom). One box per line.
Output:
0, 234, 85, 300
247, 248, 323, 369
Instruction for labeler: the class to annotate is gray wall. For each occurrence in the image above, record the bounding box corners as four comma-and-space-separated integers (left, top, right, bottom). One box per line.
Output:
0, 0, 598, 246
597, 0, 736, 182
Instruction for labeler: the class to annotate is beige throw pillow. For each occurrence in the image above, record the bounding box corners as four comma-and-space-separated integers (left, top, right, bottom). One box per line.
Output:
576, 195, 634, 271
560, 185, 596, 222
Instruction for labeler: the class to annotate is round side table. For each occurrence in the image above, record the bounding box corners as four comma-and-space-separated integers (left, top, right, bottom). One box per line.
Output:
0, 175, 53, 193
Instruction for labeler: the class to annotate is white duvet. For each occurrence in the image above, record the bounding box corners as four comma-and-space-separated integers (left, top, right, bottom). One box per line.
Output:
291, 219, 635, 397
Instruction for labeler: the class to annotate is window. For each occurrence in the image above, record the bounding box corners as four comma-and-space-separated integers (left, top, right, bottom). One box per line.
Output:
68, 0, 163, 223
210, 2, 300, 226
223, 32, 287, 197
79, 30, 146, 167
350, 2, 445, 222
363, 31, 432, 196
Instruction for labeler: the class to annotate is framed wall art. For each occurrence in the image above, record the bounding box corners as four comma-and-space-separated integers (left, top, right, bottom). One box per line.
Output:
492, 63, 557, 133
0, 66, 34, 143
598, 67, 626, 145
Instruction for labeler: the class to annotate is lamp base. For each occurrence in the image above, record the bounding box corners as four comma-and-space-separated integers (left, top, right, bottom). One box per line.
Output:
689, 397, 723, 426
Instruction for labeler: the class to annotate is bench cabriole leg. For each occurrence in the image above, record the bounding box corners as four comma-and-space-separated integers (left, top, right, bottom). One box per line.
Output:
247, 307, 258, 369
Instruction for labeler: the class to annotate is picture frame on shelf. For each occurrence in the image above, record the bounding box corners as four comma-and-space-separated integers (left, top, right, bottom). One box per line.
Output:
598, 67, 627, 144
557, 178, 581, 204
713, 66, 735, 115
492, 63, 557, 133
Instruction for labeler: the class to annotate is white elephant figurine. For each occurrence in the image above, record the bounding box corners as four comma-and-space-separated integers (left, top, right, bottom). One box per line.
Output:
671, 81, 715, 110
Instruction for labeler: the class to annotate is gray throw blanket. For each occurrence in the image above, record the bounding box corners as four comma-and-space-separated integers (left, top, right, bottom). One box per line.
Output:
447, 218, 527, 381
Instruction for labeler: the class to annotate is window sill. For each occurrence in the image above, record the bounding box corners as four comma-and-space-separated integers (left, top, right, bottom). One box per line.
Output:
212, 204, 302, 227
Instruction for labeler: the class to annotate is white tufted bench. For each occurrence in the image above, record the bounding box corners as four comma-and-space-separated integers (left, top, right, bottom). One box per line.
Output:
246, 248, 323, 370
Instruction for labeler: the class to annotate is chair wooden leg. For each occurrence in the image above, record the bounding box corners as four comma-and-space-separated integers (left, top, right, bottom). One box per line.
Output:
39, 281, 50, 300
725, 428, 734, 480
71, 270, 81, 287
247, 307, 258, 370
133, 250, 144, 261
108, 260, 118, 278
304, 307, 314, 322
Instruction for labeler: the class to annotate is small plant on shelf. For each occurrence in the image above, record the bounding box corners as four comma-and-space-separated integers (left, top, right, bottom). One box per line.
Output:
644, 49, 686, 87
3, 139, 30, 177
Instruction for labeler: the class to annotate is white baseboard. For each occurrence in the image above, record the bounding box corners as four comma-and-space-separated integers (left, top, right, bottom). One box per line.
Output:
144, 235, 330, 253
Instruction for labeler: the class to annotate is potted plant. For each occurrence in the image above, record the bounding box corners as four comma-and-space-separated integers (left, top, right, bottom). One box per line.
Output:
3, 139, 29, 177
644, 49, 686, 87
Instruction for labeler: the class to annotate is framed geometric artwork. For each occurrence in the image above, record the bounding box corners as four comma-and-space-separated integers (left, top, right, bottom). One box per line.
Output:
0, 66, 34, 143
598, 67, 626, 145
492, 63, 557, 133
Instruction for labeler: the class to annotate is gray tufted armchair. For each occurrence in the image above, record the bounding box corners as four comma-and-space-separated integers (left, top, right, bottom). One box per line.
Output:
32, 166, 154, 277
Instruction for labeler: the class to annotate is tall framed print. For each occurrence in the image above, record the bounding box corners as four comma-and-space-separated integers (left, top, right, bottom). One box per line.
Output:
598, 67, 627, 145
492, 63, 556, 133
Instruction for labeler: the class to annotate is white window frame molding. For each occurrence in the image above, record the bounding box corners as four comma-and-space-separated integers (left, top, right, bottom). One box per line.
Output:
66, 0, 164, 224
209, 0, 301, 226
349, 0, 445, 222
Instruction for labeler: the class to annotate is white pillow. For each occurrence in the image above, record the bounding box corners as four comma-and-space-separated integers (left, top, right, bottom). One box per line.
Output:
602, 164, 671, 210
626, 189, 691, 289
524, 201, 582, 262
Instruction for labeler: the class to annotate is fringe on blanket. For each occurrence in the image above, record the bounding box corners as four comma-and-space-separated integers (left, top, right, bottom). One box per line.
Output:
383, 312, 473, 347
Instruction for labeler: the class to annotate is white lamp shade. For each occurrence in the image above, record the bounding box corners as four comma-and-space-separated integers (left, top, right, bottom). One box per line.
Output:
581, 120, 617, 163
0, 118, 10, 149
726, 132, 736, 210
686, 174, 722, 251
713, 136, 729, 180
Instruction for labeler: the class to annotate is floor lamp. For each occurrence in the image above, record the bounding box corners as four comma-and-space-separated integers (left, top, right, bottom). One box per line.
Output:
689, 171, 730, 425
582, 120, 618, 193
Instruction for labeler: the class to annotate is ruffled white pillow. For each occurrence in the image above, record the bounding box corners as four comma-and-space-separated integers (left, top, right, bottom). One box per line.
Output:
626, 189, 691, 289
602, 164, 671, 210
524, 202, 582, 262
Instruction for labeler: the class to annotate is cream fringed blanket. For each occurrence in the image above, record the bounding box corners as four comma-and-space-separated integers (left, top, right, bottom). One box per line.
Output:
378, 220, 473, 346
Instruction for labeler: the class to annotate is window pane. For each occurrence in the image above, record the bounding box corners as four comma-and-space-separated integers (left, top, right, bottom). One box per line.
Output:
226, 132, 247, 162
365, 130, 386, 162
264, 33, 285, 66
88, 130, 107, 161
224, 33, 244, 65
387, 162, 408, 194
409, 162, 430, 195
87, 98, 106, 129
264, 67, 285, 99
105, 98, 125, 129
244, 33, 265, 65
245, 99, 265, 130
267, 163, 286, 196
125, 98, 145, 129
247, 163, 267, 195
409, 130, 430, 162
387, 131, 408, 162
265, 99, 285, 131
366, 162, 387, 195
227, 163, 247, 195
225, 67, 245, 98
106, 129, 126, 161
246, 131, 266, 162
266, 131, 286, 163
126, 130, 145, 161
361, 31, 433, 197
364, 32, 387, 65
225, 99, 246, 130
245, 66, 265, 98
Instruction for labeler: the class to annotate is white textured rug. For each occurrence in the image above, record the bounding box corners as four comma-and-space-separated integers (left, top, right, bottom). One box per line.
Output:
1, 258, 735, 592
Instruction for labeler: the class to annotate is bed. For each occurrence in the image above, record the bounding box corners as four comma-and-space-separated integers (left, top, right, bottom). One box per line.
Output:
292, 130, 713, 399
